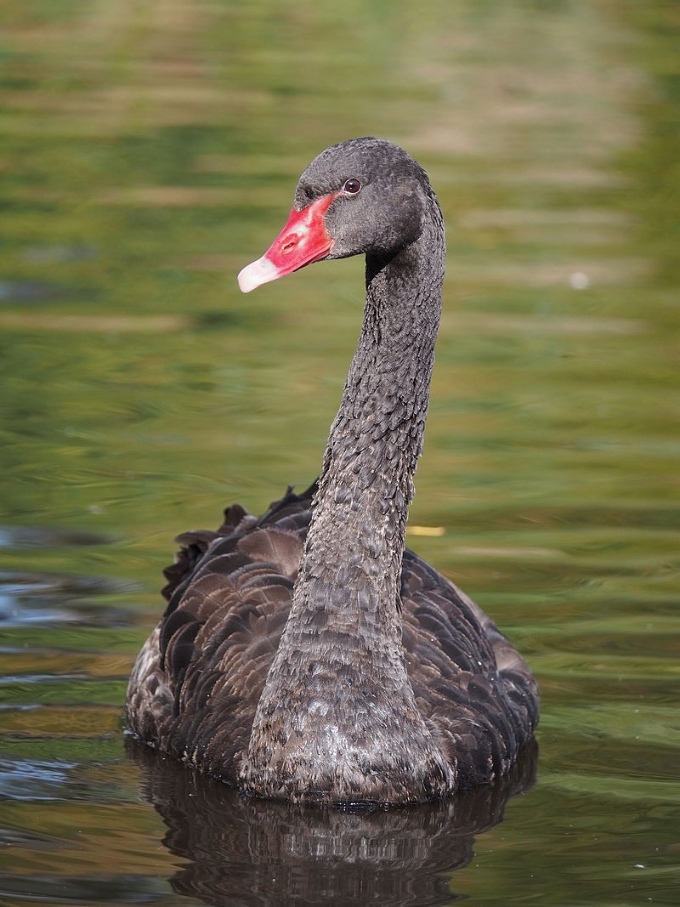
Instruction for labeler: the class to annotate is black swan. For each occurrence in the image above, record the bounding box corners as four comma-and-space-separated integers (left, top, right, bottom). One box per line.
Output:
126, 137, 539, 806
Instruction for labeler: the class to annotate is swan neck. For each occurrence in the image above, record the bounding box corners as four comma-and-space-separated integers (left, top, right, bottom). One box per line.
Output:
240, 198, 453, 802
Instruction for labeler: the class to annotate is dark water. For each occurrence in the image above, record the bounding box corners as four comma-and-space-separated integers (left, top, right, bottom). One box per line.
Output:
1, 2, 679, 905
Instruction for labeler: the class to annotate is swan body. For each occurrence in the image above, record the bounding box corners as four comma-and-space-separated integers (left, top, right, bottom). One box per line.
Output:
126, 138, 539, 806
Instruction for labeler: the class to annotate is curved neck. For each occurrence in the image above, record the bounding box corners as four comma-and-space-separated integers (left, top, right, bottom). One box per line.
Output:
290, 195, 444, 659
241, 196, 450, 799
310, 238, 443, 614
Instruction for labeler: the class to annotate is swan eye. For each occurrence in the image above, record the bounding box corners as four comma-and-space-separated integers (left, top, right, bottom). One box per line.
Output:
342, 178, 361, 195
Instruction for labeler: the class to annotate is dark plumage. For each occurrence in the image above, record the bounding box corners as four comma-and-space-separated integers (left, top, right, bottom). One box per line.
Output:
126, 138, 539, 806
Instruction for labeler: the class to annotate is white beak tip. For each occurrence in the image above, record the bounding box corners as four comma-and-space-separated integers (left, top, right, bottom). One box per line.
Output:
237, 257, 280, 294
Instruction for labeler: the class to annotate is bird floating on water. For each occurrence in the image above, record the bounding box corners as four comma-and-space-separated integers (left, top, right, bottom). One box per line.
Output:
126, 137, 539, 807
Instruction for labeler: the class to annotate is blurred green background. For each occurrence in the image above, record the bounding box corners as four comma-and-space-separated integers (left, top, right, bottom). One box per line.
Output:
0, 2, 678, 905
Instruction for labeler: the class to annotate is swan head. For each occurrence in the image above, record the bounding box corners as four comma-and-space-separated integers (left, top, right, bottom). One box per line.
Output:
238, 137, 432, 293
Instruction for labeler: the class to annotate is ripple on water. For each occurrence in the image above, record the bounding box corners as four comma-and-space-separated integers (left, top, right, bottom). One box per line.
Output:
0, 757, 77, 801
0, 570, 135, 628
0, 525, 115, 550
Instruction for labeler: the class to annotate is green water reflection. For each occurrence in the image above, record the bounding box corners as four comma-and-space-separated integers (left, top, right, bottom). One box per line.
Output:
1, 1, 678, 905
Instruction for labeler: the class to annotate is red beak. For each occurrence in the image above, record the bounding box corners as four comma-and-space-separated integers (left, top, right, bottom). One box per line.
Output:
238, 192, 339, 293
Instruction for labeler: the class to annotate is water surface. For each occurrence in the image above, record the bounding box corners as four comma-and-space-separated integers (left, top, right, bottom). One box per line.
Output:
1, 2, 679, 905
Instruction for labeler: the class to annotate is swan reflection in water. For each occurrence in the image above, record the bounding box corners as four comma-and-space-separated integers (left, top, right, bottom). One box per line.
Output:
128, 738, 537, 907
